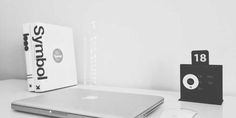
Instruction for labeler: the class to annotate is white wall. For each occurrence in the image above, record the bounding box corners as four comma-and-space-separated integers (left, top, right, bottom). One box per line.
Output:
0, 0, 236, 95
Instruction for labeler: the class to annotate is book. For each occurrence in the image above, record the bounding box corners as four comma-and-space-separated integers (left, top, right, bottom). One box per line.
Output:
23, 22, 78, 92
23, 23, 35, 91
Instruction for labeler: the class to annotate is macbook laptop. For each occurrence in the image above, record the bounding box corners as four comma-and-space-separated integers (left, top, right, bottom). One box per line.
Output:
11, 88, 164, 118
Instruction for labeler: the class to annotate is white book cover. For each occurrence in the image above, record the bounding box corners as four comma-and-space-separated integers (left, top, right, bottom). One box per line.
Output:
23, 23, 35, 91
29, 22, 78, 92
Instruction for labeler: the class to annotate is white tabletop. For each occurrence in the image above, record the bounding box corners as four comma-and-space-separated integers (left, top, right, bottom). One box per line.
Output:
0, 79, 235, 118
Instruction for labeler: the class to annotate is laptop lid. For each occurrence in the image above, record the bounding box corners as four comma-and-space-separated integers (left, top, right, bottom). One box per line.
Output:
11, 88, 164, 118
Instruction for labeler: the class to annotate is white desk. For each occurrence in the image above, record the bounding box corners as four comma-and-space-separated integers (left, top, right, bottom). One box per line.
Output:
0, 79, 235, 118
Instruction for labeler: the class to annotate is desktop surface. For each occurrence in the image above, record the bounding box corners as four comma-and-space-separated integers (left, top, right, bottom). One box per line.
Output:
0, 79, 236, 118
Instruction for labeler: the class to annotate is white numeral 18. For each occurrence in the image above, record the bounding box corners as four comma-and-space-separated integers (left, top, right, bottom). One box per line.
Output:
194, 54, 207, 62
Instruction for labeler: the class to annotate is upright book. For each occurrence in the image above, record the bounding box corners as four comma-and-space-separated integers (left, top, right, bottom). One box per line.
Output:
23, 23, 35, 91
23, 22, 78, 92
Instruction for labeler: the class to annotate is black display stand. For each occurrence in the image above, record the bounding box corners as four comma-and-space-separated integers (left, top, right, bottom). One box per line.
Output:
179, 50, 223, 105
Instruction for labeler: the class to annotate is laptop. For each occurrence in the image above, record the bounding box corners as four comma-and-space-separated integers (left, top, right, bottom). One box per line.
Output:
11, 88, 164, 118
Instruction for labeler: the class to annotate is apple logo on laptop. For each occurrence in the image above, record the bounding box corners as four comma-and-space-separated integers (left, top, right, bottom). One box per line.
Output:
82, 95, 98, 100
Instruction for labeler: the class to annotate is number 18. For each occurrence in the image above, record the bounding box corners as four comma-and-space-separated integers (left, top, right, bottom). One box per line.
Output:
194, 54, 207, 62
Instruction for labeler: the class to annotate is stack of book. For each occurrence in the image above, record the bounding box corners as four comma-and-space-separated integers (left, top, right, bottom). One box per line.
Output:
22, 22, 78, 92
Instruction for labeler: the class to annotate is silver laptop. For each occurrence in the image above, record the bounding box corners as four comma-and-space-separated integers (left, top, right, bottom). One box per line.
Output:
11, 88, 164, 118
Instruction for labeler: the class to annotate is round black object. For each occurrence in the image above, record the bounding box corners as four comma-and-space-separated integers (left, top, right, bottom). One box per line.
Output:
24, 46, 29, 51
187, 78, 194, 85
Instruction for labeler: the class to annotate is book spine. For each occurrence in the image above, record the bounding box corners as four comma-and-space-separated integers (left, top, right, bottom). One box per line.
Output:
23, 23, 35, 91
31, 23, 46, 92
